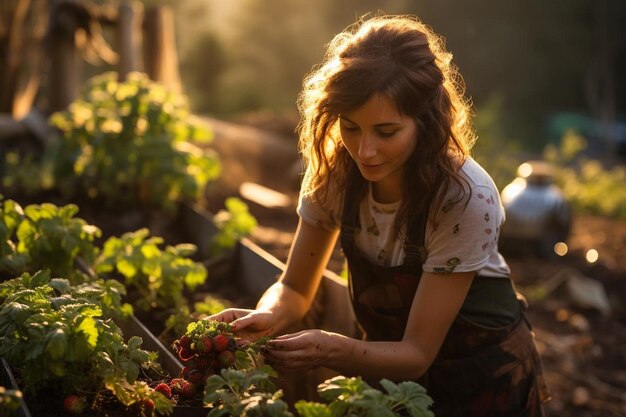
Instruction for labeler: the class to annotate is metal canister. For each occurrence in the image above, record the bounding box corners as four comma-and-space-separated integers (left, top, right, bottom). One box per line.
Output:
500, 160, 571, 257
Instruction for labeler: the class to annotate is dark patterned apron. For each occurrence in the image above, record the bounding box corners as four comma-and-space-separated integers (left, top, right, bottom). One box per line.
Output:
340, 180, 551, 416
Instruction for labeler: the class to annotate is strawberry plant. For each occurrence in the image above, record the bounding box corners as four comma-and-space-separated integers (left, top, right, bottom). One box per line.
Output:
94, 228, 207, 312
204, 367, 292, 417
295, 376, 434, 417
0, 197, 100, 283
45, 71, 221, 211
166, 320, 270, 407
0, 270, 175, 416
210, 197, 258, 256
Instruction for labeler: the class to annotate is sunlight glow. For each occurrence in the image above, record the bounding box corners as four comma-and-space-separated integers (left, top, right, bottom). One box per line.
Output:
585, 249, 599, 264
518, 162, 533, 178
554, 242, 568, 256
239, 182, 291, 208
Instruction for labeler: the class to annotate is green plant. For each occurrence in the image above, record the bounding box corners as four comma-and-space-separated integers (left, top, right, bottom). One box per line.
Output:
295, 376, 434, 417
0, 270, 174, 416
95, 228, 207, 312
0, 197, 100, 284
159, 295, 232, 344
210, 197, 258, 256
204, 367, 291, 417
544, 131, 626, 220
47, 71, 220, 211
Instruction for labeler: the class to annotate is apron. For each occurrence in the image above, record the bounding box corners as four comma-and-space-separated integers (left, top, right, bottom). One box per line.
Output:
340, 179, 551, 417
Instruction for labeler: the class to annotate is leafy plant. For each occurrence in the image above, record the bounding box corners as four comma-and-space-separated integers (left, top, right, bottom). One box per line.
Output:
544, 131, 626, 220
0, 270, 174, 416
0, 197, 100, 283
159, 295, 232, 343
295, 376, 434, 417
46, 71, 221, 211
204, 367, 291, 417
94, 228, 207, 312
210, 197, 258, 256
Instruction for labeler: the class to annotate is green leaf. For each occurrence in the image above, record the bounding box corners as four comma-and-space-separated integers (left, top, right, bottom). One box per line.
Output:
77, 316, 99, 348
46, 328, 68, 359
116, 258, 137, 278
294, 401, 333, 417
30, 270, 51, 288
49, 278, 71, 294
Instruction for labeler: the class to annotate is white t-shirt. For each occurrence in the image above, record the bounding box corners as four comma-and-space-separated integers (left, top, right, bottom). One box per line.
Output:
297, 157, 511, 278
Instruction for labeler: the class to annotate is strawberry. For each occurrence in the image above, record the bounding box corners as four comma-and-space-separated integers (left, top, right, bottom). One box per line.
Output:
180, 380, 197, 399
199, 336, 213, 353
142, 398, 155, 415
154, 383, 171, 398
194, 355, 212, 369
186, 369, 205, 385
213, 334, 229, 352
169, 378, 185, 396
63, 394, 87, 414
217, 350, 235, 368
178, 347, 194, 362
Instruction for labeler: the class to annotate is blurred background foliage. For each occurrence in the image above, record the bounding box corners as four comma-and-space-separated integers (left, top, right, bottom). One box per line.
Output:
141, 0, 626, 152
6, 0, 624, 219
139, 0, 626, 218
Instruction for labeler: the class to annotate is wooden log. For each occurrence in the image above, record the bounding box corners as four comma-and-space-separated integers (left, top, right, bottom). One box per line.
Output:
116, 0, 143, 81
142, 6, 182, 92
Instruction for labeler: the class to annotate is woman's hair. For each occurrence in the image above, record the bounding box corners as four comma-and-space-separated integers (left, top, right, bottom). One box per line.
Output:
297, 14, 476, 227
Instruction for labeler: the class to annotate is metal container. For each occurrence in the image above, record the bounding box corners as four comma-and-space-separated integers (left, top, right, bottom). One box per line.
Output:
500, 160, 571, 257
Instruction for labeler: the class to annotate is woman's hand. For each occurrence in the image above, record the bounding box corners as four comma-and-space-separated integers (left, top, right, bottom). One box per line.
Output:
208, 308, 278, 341
263, 329, 335, 372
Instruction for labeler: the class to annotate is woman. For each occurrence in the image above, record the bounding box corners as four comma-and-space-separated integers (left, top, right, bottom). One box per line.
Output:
211, 14, 551, 416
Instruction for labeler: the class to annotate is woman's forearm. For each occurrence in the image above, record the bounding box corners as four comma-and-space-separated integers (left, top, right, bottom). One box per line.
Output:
325, 332, 429, 382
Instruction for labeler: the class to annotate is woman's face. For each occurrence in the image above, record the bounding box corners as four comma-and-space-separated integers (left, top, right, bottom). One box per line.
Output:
339, 92, 417, 203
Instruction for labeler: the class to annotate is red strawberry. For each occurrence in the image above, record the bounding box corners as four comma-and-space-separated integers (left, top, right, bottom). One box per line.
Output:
178, 347, 194, 362
142, 399, 155, 415
213, 334, 229, 352
218, 350, 235, 368
186, 369, 205, 385
199, 336, 213, 353
169, 378, 185, 396
63, 394, 87, 414
154, 383, 171, 398
180, 381, 196, 399
194, 355, 211, 369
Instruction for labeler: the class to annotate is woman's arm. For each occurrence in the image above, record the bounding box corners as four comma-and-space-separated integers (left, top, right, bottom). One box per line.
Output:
265, 270, 474, 382
214, 218, 340, 339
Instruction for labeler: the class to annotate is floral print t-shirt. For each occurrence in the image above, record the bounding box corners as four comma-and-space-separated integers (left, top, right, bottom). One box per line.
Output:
297, 157, 511, 278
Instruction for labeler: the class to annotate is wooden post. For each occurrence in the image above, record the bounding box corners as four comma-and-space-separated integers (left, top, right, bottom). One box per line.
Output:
47, 0, 81, 113
116, 0, 143, 81
0, 0, 46, 119
142, 6, 182, 92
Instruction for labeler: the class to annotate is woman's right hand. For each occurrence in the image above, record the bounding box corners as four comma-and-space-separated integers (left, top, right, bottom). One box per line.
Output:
208, 308, 278, 341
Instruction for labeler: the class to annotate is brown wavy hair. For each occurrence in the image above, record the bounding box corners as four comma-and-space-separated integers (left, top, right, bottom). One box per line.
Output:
297, 14, 476, 228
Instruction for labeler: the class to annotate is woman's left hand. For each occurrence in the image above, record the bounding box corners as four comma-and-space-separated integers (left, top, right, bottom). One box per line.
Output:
263, 329, 332, 372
